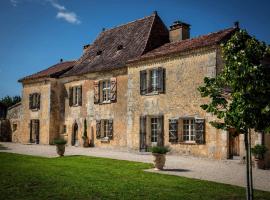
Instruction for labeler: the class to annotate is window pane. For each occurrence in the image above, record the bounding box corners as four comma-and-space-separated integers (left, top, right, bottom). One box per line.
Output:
152, 69, 158, 91
151, 118, 158, 142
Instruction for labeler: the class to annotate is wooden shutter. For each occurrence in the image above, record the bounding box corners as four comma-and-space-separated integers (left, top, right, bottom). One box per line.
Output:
110, 77, 117, 102
157, 116, 164, 147
169, 119, 178, 143
69, 87, 73, 106
94, 81, 100, 104
178, 119, 184, 142
195, 118, 205, 144
140, 70, 147, 95
96, 120, 101, 139
29, 120, 33, 142
37, 94, 41, 109
139, 116, 147, 150
157, 67, 165, 93
78, 86, 82, 106
35, 120, 40, 144
29, 94, 33, 109
148, 69, 153, 93
108, 119, 113, 139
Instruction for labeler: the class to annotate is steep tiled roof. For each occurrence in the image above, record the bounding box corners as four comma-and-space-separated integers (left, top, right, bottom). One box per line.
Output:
128, 27, 236, 64
63, 13, 169, 76
19, 61, 75, 82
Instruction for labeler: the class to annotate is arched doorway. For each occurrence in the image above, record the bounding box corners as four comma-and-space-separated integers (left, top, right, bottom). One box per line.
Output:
71, 122, 79, 146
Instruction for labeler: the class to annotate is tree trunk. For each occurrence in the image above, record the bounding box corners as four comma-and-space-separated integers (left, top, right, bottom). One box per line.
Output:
244, 132, 251, 200
248, 129, 254, 200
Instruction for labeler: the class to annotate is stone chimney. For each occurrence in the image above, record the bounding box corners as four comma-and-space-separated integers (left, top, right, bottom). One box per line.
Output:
83, 44, 90, 54
169, 21, 190, 42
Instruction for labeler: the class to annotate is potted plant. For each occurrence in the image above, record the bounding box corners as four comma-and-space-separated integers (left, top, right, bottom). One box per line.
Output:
150, 146, 170, 170
251, 144, 268, 169
82, 119, 89, 147
54, 138, 67, 157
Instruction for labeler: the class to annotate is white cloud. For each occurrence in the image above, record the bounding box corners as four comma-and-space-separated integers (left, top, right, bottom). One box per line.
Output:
48, 0, 81, 25
10, 0, 18, 7
56, 11, 81, 24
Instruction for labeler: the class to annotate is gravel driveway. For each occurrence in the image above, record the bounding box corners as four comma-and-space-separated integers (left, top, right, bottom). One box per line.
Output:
1, 142, 269, 192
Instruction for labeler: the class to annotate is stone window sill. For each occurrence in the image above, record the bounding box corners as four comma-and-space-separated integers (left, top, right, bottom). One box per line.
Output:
100, 137, 110, 143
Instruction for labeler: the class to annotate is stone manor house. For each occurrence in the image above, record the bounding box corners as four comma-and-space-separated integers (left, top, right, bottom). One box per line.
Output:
10, 12, 270, 163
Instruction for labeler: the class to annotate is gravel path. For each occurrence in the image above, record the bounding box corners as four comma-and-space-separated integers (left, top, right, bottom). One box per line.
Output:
1, 142, 269, 192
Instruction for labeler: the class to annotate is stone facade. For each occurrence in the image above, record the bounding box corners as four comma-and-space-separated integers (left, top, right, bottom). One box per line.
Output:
6, 103, 22, 142
14, 13, 270, 165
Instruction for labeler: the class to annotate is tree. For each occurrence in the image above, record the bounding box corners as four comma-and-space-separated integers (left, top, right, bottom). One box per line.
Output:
198, 29, 270, 200
0, 95, 21, 108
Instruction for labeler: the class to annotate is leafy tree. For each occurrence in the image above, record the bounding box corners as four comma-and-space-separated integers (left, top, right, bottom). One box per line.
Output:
0, 95, 21, 108
198, 29, 270, 200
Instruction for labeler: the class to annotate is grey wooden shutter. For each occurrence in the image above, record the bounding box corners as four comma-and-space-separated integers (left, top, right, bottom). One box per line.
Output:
110, 77, 117, 102
195, 118, 205, 144
108, 119, 113, 139
157, 116, 164, 147
37, 94, 41, 109
94, 81, 100, 104
148, 69, 153, 93
140, 70, 147, 95
96, 120, 101, 139
78, 86, 82, 106
157, 67, 165, 93
69, 87, 73, 106
35, 120, 40, 144
29, 120, 33, 142
29, 94, 33, 109
139, 116, 147, 150
178, 119, 184, 142
169, 119, 178, 143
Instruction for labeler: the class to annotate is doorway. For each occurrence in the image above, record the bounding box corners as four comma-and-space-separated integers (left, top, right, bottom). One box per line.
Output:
72, 123, 79, 146
229, 130, 240, 158
30, 120, 39, 144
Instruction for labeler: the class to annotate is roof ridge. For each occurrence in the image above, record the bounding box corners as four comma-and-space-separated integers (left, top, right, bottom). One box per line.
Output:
168, 27, 235, 45
100, 13, 156, 34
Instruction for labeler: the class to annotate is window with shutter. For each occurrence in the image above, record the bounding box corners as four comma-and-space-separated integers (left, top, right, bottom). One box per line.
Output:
29, 94, 33, 109
140, 116, 147, 151
157, 67, 165, 93
37, 94, 41, 109
108, 119, 113, 139
96, 120, 101, 139
29, 121, 33, 143
140, 70, 147, 95
148, 69, 153, 93
110, 78, 117, 102
94, 81, 100, 104
78, 86, 82, 106
69, 87, 73, 106
169, 119, 178, 143
195, 118, 205, 144
178, 119, 184, 142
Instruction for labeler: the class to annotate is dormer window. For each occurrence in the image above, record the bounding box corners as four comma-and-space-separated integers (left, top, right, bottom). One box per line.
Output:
117, 45, 123, 51
97, 50, 102, 56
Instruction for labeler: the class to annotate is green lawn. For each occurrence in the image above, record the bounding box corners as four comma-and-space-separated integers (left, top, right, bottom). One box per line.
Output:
0, 153, 269, 200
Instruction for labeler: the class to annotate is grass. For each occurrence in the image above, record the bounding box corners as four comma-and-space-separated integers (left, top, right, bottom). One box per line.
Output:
0, 153, 269, 200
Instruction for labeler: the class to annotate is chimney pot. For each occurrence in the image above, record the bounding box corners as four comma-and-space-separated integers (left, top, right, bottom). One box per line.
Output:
234, 21, 239, 29
169, 20, 190, 42
83, 44, 90, 54
152, 11, 158, 15
60, 58, 63, 63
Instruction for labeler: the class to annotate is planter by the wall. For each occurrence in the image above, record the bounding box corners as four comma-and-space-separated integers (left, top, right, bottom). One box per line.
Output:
56, 144, 65, 156
255, 159, 265, 169
152, 153, 166, 170
83, 138, 89, 147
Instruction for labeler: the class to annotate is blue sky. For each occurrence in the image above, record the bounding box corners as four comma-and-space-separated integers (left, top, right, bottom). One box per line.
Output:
0, 0, 269, 98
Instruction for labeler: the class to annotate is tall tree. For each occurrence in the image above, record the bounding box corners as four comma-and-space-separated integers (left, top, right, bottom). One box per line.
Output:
198, 29, 270, 200
0, 95, 21, 108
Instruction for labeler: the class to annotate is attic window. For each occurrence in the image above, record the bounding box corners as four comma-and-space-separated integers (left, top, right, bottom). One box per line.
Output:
97, 50, 102, 56
117, 45, 123, 51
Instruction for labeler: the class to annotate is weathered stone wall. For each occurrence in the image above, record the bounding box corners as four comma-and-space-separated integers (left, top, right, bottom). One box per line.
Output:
6, 103, 22, 142
62, 68, 128, 148
20, 79, 54, 144
127, 47, 229, 159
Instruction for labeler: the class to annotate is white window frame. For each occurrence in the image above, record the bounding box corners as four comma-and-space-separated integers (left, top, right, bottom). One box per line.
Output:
102, 80, 111, 103
151, 118, 158, 142
151, 69, 158, 92
103, 120, 109, 138
72, 86, 80, 106
183, 119, 195, 142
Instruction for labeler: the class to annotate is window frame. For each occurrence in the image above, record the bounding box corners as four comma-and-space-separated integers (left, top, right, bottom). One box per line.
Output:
101, 80, 111, 103
183, 118, 196, 143
29, 93, 40, 110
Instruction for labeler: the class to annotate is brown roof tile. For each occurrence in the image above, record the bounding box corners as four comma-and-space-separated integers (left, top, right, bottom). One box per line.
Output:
128, 27, 236, 64
63, 13, 169, 76
19, 61, 75, 82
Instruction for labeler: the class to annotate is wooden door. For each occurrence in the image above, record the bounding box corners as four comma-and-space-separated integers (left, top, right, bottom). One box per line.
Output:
229, 131, 240, 158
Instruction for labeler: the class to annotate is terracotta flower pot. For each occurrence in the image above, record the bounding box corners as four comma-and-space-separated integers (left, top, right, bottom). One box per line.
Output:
56, 144, 65, 156
255, 159, 265, 169
152, 153, 166, 170
83, 138, 89, 147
